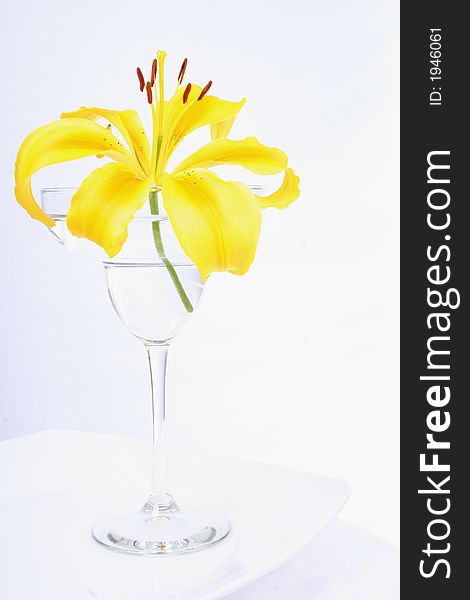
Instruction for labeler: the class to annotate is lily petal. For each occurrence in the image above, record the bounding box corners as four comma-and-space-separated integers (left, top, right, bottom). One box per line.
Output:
171, 95, 245, 148
257, 168, 300, 209
67, 162, 152, 257
62, 107, 151, 175
162, 169, 261, 281
158, 88, 245, 176
14, 118, 134, 227
210, 116, 236, 140
172, 136, 287, 176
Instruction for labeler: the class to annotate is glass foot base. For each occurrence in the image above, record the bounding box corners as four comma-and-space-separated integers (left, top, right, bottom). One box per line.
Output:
91, 497, 231, 555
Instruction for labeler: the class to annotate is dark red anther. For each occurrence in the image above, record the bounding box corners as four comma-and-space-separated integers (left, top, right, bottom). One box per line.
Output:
146, 81, 153, 104
136, 67, 145, 92
150, 59, 157, 87
178, 58, 188, 84
197, 80, 212, 101
183, 83, 192, 104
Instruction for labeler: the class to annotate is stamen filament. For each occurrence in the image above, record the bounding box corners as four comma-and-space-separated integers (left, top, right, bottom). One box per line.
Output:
157, 51, 166, 139
150, 99, 158, 176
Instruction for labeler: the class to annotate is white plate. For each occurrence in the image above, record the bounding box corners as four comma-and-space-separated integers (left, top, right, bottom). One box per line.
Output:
226, 520, 399, 600
0, 432, 350, 600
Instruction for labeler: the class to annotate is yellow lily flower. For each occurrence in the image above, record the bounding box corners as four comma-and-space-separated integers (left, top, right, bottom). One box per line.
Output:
14, 51, 300, 285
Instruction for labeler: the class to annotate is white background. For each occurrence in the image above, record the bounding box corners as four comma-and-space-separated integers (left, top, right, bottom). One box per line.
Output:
0, 0, 399, 546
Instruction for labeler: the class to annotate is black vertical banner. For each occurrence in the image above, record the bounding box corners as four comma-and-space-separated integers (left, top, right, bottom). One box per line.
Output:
401, 2, 468, 597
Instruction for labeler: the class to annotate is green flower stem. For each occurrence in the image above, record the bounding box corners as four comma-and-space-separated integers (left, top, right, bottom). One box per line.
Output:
149, 190, 193, 313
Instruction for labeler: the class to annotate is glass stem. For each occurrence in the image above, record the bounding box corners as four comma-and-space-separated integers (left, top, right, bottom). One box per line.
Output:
149, 190, 193, 313
145, 343, 178, 513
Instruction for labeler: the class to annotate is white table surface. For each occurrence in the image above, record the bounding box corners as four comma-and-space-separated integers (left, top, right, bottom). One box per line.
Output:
0, 431, 398, 599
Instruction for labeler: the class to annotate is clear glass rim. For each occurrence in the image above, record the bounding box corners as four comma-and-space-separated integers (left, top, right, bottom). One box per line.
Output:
41, 184, 266, 221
